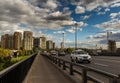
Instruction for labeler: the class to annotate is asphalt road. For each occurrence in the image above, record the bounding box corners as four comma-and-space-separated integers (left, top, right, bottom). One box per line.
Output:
57, 55, 120, 83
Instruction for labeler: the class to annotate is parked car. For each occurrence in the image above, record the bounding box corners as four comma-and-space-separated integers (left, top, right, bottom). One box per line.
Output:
70, 49, 91, 63
58, 50, 65, 56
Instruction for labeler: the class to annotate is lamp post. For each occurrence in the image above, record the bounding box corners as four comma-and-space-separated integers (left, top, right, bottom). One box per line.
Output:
74, 23, 78, 50
62, 32, 65, 49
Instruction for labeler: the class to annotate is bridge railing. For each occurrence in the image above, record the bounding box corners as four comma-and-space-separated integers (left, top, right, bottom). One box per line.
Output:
0, 53, 37, 83
45, 55, 120, 83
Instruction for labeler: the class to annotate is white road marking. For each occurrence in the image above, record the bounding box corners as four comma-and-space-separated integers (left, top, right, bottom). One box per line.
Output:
93, 63, 108, 67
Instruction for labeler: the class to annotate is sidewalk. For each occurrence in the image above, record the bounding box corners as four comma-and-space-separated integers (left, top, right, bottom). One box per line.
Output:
24, 54, 72, 83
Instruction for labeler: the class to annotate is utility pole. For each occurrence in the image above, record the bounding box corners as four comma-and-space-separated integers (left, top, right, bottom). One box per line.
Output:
62, 32, 65, 49
74, 23, 78, 50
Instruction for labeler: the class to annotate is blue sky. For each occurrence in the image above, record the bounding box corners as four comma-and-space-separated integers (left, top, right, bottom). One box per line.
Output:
0, 0, 120, 48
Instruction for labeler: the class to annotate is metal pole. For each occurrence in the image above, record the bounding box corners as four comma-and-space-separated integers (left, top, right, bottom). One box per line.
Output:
62, 32, 64, 49
75, 23, 78, 50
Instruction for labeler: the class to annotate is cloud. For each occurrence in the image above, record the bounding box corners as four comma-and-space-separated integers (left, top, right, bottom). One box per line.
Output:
72, 0, 120, 13
111, 2, 120, 8
54, 31, 66, 34
66, 26, 82, 33
87, 33, 106, 39
45, 11, 72, 21
66, 21, 87, 33
94, 18, 120, 30
0, 0, 74, 33
75, 6, 85, 14
110, 12, 120, 18
81, 15, 91, 20
66, 27, 75, 33
87, 30, 120, 48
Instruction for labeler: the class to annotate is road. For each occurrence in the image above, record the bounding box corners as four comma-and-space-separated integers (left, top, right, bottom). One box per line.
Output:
58, 55, 120, 83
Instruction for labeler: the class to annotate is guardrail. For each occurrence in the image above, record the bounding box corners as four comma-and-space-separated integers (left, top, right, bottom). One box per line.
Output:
45, 55, 120, 83
0, 53, 37, 83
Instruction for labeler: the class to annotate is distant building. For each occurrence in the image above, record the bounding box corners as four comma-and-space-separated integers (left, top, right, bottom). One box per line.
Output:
23, 31, 33, 50
108, 40, 117, 52
33, 37, 41, 49
46, 40, 53, 50
8, 35, 14, 49
40, 36, 46, 49
61, 42, 64, 49
5, 34, 10, 49
13, 32, 22, 50
1, 35, 5, 48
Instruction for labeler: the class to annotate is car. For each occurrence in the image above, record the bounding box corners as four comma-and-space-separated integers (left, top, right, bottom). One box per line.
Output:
58, 50, 65, 56
70, 49, 91, 63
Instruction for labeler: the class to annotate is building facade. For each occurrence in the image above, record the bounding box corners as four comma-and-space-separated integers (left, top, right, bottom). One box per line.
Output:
46, 40, 53, 50
23, 31, 33, 50
33, 37, 41, 49
1, 35, 5, 49
8, 35, 14, 49
40, 37, 46, 49
13, 32, 22, 50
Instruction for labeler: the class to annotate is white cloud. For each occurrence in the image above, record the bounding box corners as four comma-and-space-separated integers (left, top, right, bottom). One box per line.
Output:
94, 18, 120, 30
111, 2, 120, 8
54, 31, 65, 34
46, 0, 58, 10
110, 12, 120, 18
81, 15, 91, 20
105, 8, 110, 12
75, 6, 85, 14
66, 27, 75, 33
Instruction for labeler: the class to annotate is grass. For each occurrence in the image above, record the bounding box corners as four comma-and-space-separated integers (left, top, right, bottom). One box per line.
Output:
0, 55, 30, 71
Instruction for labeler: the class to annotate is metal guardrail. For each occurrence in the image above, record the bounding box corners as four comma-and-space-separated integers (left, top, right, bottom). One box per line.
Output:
45, 55, 120, 83
0, 53, 37, 83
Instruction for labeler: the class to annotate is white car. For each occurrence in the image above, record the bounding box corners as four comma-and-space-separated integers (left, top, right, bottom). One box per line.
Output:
70, 50, 91, 63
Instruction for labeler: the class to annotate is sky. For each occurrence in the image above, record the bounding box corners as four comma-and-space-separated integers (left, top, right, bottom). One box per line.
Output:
0, 0, 120, 49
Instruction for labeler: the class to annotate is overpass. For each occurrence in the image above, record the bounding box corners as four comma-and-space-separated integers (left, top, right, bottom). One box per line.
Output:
0, 53, 120, 83
23, 54, 72, 83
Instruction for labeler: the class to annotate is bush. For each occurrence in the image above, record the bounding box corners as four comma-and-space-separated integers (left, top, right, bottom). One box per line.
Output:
0, 48, 11, 63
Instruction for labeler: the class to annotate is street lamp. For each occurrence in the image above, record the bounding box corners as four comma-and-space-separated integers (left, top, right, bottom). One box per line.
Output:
62, 32, 65, 49
74, 23, 78, 50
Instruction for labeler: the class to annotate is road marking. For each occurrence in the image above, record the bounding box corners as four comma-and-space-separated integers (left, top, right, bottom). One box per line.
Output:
93, 63, 108, 67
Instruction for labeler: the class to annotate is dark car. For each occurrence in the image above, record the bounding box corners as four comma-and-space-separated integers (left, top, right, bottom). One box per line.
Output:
58, 51, 65, 56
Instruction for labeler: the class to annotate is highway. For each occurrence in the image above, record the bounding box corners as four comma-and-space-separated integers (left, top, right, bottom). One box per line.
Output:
58, 55, 120, 83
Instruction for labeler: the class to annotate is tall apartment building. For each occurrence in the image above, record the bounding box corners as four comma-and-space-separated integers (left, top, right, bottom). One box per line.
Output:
46, 40, 53, 50
13, 32, 22, 50
40, 37, 46, 49
1, 35, 5, 48
8, 35, 14, 49
23, 31, 33, 50
33, 37, 41, 49
5, 34, 10, 49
